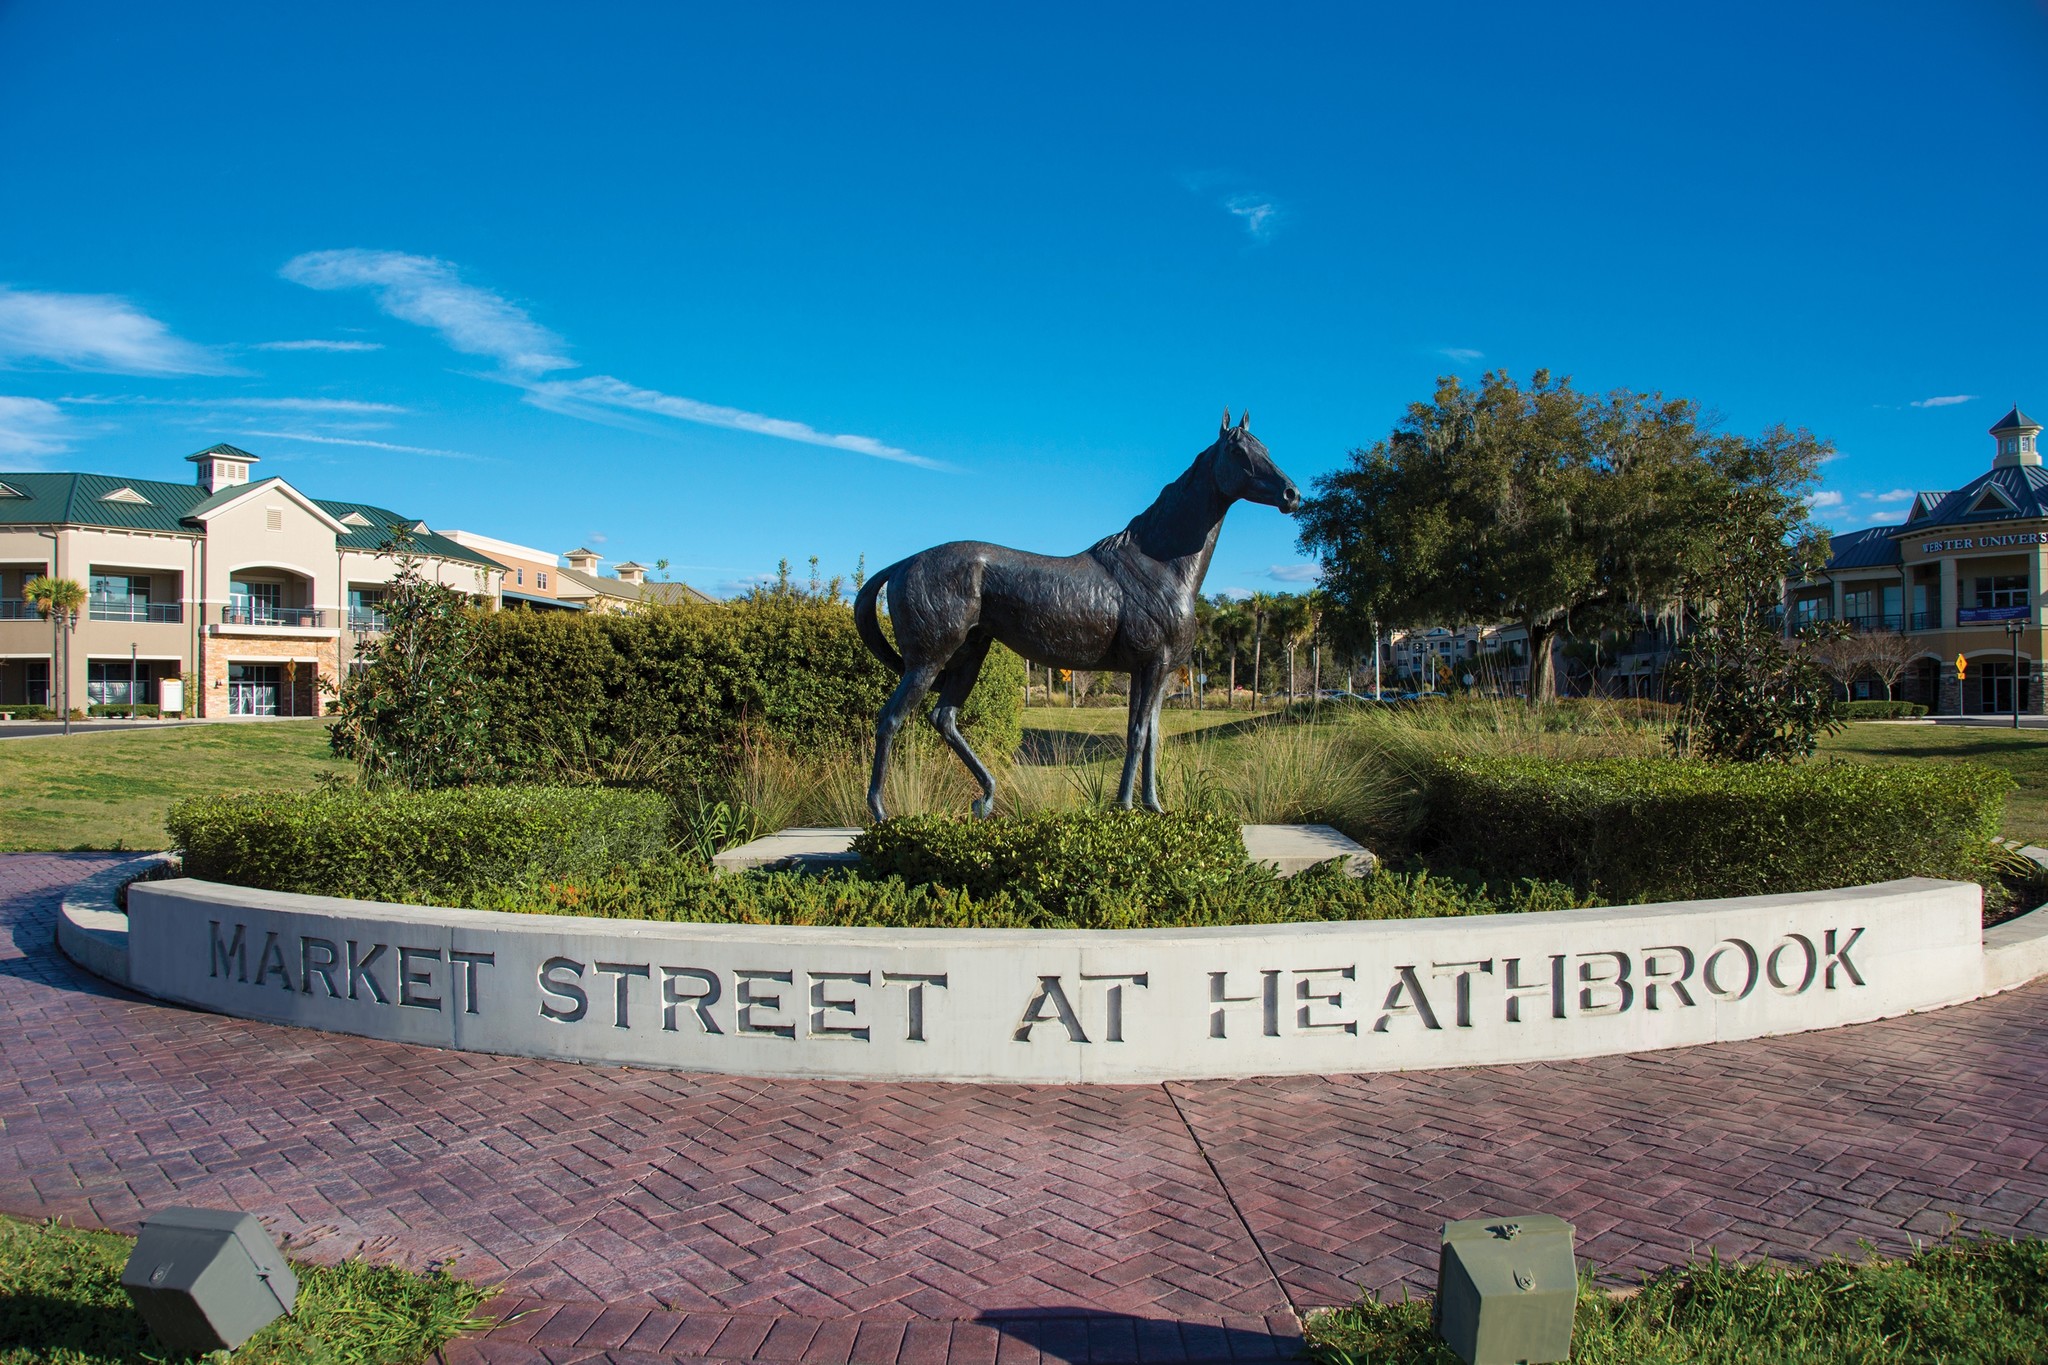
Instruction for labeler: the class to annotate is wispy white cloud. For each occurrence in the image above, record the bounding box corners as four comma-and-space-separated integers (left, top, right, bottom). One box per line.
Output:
281, 250, 572, 376
287, 248, 932, 468
1267, 563, 1321, 583
0, 287, 233, 376
1808, 490, 1845, 509
1438, 347, 1485, 363
586, 533, 608, 544
1224, 194, 1282, 241
0, 396, 69, 459
238, 429, 481, 460
62, 393, 405, 414
254, 339, 384, 353
1218, 587, 1252, 601
1912, 394, 1978, 408
1869, 488, 1915, 502
522, 375, 948, 470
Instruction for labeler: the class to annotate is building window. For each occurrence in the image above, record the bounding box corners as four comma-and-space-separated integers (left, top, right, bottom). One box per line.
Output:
89, 573, 152, 622
348, 587, 388, 631
537, 571, 549, 590
516, 568, 524, 585
1973, 575, 2029, 610
1794, 597, 1831, 627
86, 660, 154, 706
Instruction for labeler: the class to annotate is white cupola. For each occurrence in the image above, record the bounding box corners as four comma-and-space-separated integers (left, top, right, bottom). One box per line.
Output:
187, 442, 261, 493
563, 547, 602, 573
1990, 406, 2042, 469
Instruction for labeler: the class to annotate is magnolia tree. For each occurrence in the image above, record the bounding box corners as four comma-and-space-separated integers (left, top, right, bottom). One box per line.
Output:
329, 533, 492, 788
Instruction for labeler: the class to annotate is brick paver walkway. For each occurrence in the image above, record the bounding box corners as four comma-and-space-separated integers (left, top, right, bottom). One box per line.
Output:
5, 854, 2048, 1363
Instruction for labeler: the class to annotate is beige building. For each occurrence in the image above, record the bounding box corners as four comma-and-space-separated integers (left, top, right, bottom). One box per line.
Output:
1786, 406, 2048, 714
436, 536, 718, 612
0, 444, 500, 718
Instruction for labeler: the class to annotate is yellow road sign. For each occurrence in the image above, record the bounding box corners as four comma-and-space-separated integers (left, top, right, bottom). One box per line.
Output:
1956, 654, 1968, 679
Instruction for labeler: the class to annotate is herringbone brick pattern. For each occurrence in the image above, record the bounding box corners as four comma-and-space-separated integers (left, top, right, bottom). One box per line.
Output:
5, 854, 2048, 1363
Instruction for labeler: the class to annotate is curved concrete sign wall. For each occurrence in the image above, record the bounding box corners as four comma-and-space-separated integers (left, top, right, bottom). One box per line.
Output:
123, 876, 1986, 1083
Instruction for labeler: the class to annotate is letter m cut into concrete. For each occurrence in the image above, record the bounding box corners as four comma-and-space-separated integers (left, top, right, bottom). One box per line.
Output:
209, 921, 247, 982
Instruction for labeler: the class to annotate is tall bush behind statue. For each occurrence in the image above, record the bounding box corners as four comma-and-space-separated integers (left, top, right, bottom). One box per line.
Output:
464, 596, 1024, 784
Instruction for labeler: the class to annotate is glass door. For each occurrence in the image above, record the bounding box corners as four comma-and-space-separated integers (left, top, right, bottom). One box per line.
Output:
227, 663, 281, 716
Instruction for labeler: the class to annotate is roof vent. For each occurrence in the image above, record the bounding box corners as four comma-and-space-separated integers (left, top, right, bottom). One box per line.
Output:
0, 482, 24, 498
340, 511, 373, 528
412, 521, 430, 534
99, 487, 153, 505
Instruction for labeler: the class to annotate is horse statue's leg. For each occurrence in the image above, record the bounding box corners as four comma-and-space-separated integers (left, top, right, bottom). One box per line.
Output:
869, 661, 944, 822
1116, 662, 1166, 809
1139, 664, 1169, 813
928, 637, 998, 818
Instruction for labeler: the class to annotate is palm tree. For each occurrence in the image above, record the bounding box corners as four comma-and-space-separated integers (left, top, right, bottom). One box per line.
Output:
1208, 596, 1251, 709
1247, 592, 1274, 710
24, 576, 84, 736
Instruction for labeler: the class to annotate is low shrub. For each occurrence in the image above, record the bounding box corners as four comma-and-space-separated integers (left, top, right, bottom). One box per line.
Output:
1310, 1235, 2048, 1364
85, 703, 159, 719
1418, 755, 2011, 902
852, 809, 1247, 912
459, 859, 1591, 930
165, 786, 677, 901
1833, 700, 1929, 719
0, 705, 50, 721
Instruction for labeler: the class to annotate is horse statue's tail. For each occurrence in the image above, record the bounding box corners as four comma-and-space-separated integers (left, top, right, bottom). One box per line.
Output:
854, 558, 906, 676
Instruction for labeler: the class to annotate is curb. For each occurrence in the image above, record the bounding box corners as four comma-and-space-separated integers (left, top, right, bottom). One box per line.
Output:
55, 853, 174, 990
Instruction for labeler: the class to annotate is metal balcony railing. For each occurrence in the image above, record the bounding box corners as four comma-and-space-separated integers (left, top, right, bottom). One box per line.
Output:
1842, 612, 1904, 632
88, 599, 182, 623
0, 599, 42, 621
1909, 610, 1940, 631
221, 604, 323, 628
347, 609, 389, 632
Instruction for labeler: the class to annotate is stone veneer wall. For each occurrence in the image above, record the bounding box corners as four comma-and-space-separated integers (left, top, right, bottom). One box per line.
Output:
197, 636, 336, 718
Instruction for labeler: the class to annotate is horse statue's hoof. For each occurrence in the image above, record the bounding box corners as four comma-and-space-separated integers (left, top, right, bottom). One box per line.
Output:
971, 795, 996, 819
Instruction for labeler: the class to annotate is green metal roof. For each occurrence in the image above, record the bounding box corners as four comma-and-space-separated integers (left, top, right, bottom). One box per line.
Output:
0, 466, 497, 572
186, 442, 261, 464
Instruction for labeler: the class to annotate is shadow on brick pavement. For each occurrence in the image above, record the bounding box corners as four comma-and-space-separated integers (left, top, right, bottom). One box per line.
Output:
5, 854, 2048, 1363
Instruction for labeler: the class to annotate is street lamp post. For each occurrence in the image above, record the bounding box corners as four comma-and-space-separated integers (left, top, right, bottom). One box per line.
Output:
2009, 620, 2027, 731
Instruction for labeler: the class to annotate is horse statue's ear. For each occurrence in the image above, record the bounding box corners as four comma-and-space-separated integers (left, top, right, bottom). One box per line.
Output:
1220, 409, 1231, 436
1238, 412, 1250, 431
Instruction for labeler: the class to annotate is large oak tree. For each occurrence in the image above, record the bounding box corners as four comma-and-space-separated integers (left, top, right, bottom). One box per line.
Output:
1297, 370, 1738, 701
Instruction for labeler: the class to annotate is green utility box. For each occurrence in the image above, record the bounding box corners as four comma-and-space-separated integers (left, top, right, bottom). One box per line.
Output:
120, 1207, 298, 1354
1435, 1213, 1576, 1365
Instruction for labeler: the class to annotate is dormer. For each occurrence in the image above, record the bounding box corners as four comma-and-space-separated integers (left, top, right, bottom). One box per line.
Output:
340, 511, 373, 528
98, 487, 152, 505
1990, 406, 2042, 469
615, 561, 648, 585
1967, 482, 2020, 517
0, 482, 24, 499
187, 442, 260, 494
564, 547, 601, 573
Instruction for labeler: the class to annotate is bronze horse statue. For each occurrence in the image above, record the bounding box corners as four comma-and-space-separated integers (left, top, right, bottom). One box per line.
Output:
854, 412, 1300, 819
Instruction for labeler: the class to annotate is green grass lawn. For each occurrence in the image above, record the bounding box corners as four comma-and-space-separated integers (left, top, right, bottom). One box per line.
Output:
0, 721, 347, 852
1819, 723, 2048, 845
0, 1214, 489, 1364
1307, 1236, 2048, 1364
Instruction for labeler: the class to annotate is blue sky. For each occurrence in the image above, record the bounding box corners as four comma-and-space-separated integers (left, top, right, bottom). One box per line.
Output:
1, 2, 2044, 596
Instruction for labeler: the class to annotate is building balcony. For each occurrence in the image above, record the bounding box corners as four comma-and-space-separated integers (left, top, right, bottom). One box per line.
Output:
0, 599, 42, 621
1843, 612, 1904, 632
89, 599, 182, 624
222, 605, 323, 628
1909, 610, 1940, 631
347, 609, 389, 632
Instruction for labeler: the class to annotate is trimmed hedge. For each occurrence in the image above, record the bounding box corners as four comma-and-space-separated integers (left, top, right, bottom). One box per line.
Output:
458, 860, 1592, 930
464, 597, 1025, 785
1832, 700, 1928, 719
165, 786, 677, 901
853, 810, 1247, 912
86, 703, 160, 719
0, 705, 51, 720
1418, 756, 2011, 903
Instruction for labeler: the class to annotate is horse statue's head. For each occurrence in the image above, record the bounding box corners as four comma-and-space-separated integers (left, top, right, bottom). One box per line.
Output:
1211, 410, 1300, 514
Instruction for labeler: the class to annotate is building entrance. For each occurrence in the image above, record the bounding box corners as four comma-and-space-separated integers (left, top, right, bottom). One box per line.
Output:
1969, 657, 2031, 716
228, 664, 282, 716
